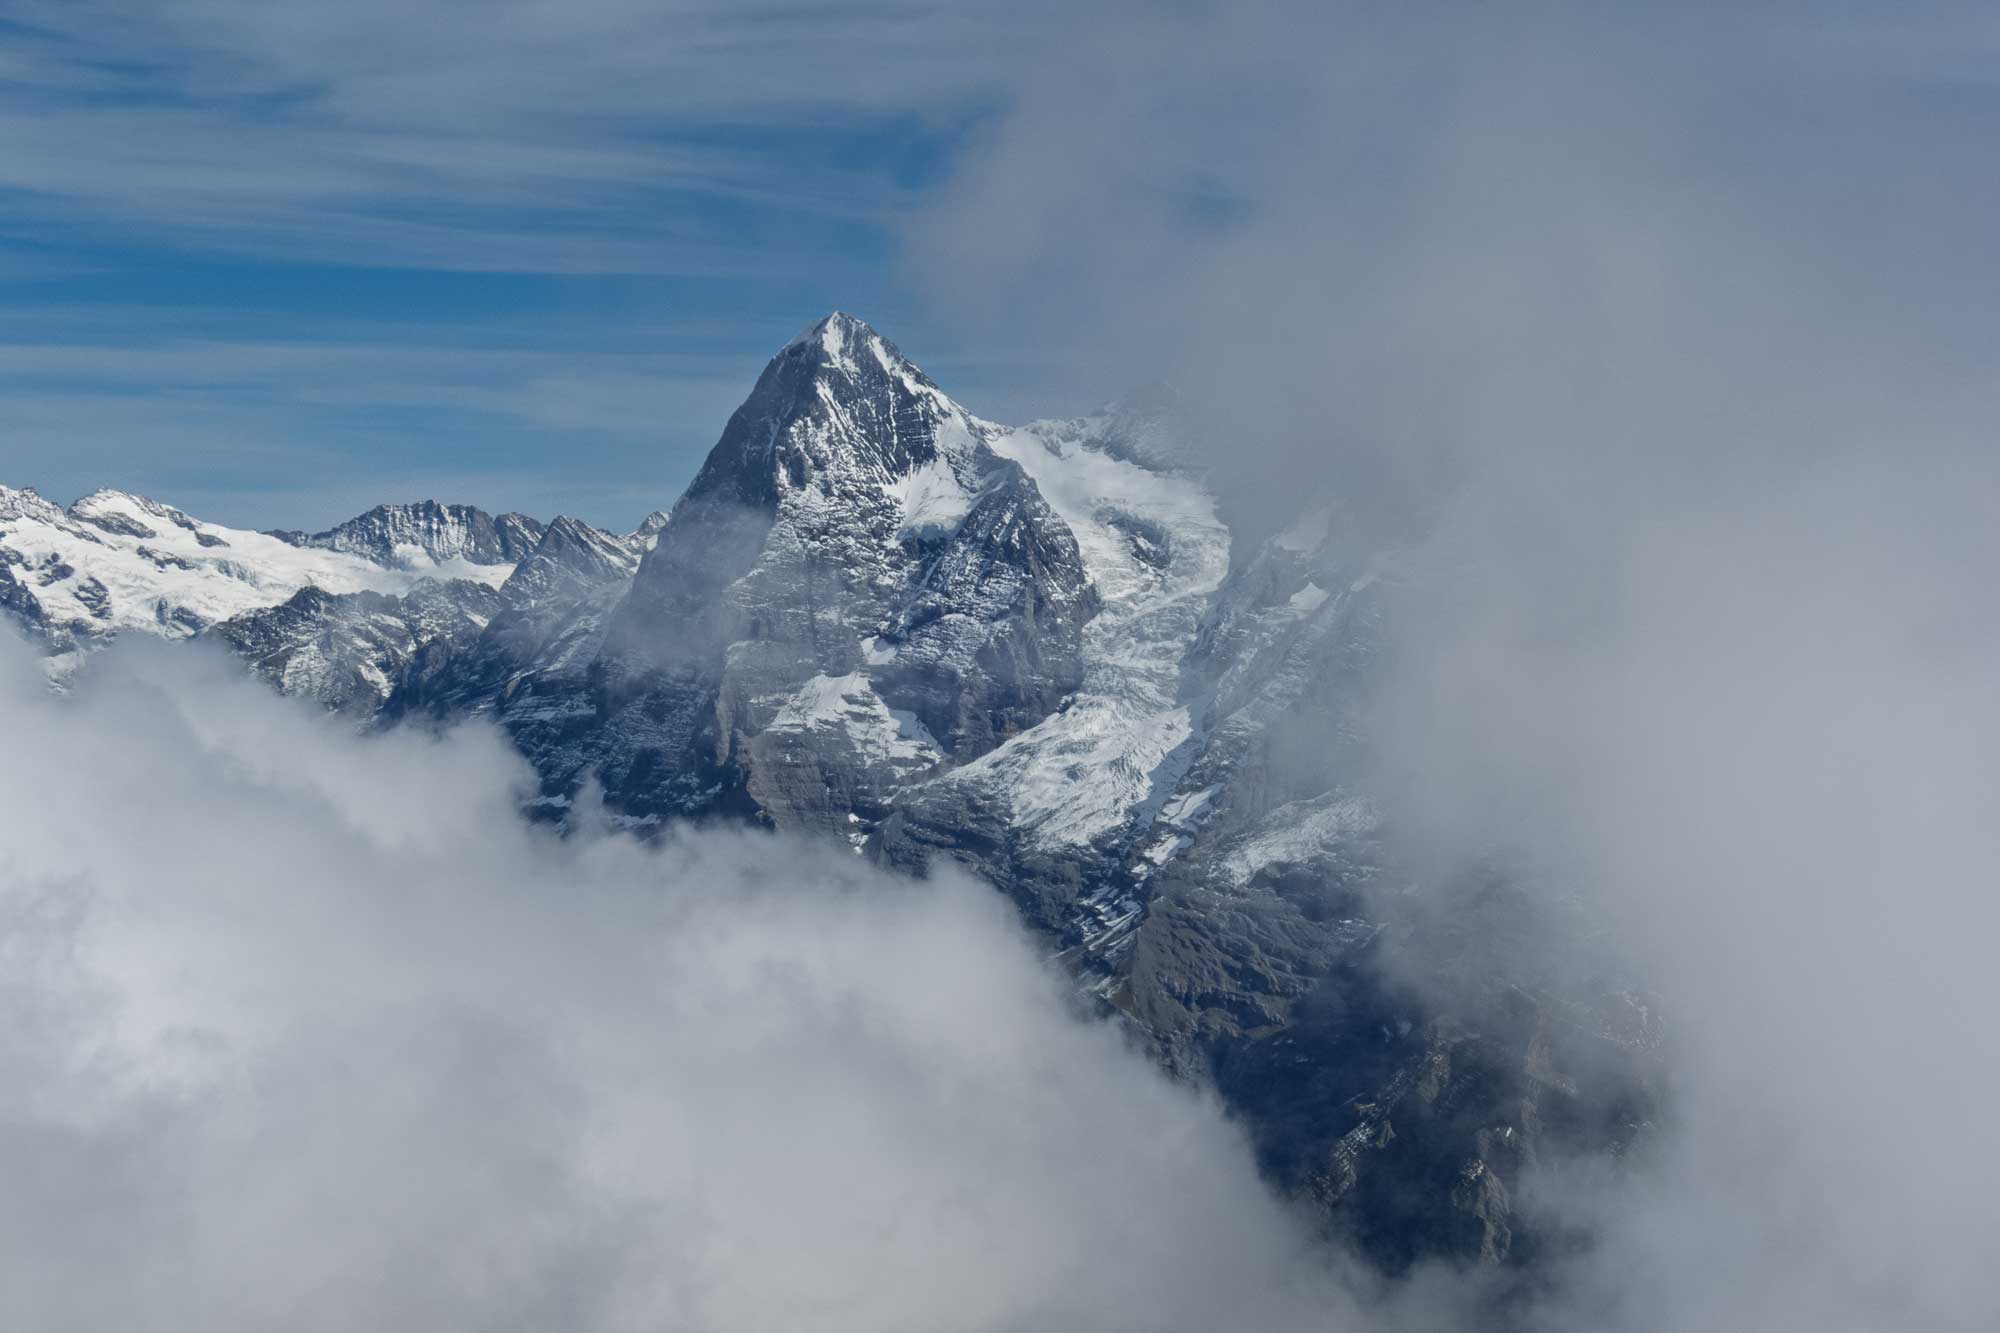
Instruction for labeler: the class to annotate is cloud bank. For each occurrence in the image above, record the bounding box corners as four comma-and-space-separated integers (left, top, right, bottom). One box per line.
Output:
907, 4, 2000, 1329
0, 634, 1376, 1332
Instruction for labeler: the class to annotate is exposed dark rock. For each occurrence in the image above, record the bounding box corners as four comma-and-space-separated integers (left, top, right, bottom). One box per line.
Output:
0, 556, 45, 628
209, 579, 507, 713
73, 576, 112, 620
76, 510, 156, 540
136, 545, 198, 572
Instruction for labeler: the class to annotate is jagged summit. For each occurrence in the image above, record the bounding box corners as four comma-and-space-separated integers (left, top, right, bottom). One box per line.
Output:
629, 510, 670, 551
595, 311, 1097, 801
783, 310, 894, 366
673, 313, 980, 522
304, 501, 543, 569
784, 308, 860, 348
770, 311, 953, 412
499, 514, 640, 606
0, 484, 64, 524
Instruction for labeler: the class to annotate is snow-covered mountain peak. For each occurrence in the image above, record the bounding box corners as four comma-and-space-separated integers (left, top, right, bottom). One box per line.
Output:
72, 487, 162, 514
629, 510, 670, 550
0, 484, 66, 525
0, 486, 532, 669
545, 513, 637, 555
676, 314, 991, 529
777, 311, 955, 410
304, 500, 543, 569
68, 487, 227, 543
785, 310, 885, 371
785, 309, 860, 350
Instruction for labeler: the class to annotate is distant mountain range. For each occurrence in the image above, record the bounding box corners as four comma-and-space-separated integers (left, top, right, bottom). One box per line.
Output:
0, 312, 1660, 1277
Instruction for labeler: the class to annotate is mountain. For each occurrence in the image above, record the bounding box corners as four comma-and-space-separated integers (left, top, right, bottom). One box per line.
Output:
500, 514, 642, 606
0, 485, 518, 667
271, 500, 544, 569
365, 313, 1100, 836
383, 314, 1657, 1271
211, 514, 641, 715
208, 580, 508, 713
0, 313, 1659, 1280
629, 510, 670, 550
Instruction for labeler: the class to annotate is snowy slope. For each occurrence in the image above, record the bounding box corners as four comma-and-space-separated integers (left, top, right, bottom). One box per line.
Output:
207, 515, 641, 716
0, 485, 516, 665
902, 415, 1230, 850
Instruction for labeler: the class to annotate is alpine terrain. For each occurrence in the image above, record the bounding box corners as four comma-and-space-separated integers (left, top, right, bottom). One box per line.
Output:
0, 313, 1660, 1274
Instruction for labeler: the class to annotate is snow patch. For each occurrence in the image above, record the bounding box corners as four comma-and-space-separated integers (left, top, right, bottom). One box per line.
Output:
888, 456, 973, 538
1157, 783, 1222, 827
1221, 796, 1377, 887
768, 672, 941, 769
1287, 582, 1330, 614
918, 421, 1230, 849
0, 486, 512, 656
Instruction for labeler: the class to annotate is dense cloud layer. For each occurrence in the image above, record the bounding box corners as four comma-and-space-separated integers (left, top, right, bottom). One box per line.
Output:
1389, 454, 2000, 1332
908, 4, 2000, 1329
0, 635, 1382, 1332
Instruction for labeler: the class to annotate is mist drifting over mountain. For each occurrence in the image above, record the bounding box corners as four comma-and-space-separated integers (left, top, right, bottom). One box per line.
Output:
903, 6, 2000, 1328
3, 3, 1998, 1329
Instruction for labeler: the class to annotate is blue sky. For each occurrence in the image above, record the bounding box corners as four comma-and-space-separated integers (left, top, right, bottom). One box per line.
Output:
5, 3, 1998, 532
0, 2, 1083, 530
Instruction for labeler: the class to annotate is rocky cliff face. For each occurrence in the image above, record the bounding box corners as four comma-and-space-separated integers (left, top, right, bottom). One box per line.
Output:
214, 514, 640, 717
0, 313, 1660, 1280
425, 313, 1102, 836
209, 579, 507, 713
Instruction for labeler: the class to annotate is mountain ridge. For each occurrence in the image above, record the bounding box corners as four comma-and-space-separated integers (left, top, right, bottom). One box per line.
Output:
0, 313, 1661, 1282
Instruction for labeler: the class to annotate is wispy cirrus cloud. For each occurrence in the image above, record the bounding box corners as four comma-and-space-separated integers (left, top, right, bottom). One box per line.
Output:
2, 0, 1058, 273
0, 1, 1084, 518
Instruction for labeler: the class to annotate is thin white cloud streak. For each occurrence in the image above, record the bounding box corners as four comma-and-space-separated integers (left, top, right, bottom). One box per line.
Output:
12, 0, 1034, 118
2, 0, 1066, 273
0, 332, 753, 439
0, 634, 1396, 1333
